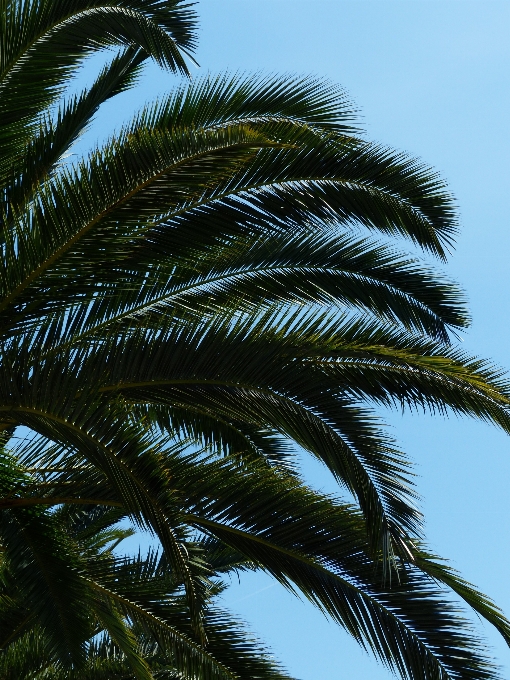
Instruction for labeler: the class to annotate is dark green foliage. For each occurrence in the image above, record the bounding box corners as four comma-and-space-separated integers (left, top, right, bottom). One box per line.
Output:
0, 501, 293, 680
1, 1, 510, 678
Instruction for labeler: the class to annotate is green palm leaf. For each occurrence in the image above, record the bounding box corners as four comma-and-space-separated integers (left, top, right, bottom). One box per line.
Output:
1, 11, 509, 678
0, 499, 296, 680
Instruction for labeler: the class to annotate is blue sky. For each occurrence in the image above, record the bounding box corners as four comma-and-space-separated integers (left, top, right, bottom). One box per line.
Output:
78, 2, 510, 678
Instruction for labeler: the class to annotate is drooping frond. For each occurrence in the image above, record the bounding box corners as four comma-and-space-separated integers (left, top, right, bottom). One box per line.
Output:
0, 15, 509, 678
0, 0, 197, 185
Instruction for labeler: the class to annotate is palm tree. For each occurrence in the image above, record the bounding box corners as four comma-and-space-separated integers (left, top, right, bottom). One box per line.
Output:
0, 489, 293, 680
2, 1, 510, 678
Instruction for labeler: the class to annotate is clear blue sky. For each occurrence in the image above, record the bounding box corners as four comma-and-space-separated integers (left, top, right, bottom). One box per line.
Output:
78, 2, 510, 678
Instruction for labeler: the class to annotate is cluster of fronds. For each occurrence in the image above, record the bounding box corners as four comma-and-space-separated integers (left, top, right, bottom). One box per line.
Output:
1, 1, 510, 678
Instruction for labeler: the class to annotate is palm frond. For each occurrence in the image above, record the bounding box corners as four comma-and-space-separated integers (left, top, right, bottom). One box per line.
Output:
0, 0, 197, 182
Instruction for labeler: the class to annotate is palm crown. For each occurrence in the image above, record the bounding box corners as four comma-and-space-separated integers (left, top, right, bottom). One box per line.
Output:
2, 1, 510, 679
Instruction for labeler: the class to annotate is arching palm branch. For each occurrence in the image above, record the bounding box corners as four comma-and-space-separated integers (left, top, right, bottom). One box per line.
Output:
2, 1, 510, 678
0, 486, 294, 680
4, 424, 510, 680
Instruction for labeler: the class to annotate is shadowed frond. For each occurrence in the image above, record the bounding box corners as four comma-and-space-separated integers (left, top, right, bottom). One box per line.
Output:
1, 15, 509, 678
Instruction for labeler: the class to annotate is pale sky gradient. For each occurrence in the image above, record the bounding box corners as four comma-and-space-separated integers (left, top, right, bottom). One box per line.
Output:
76, 2, 510, 678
